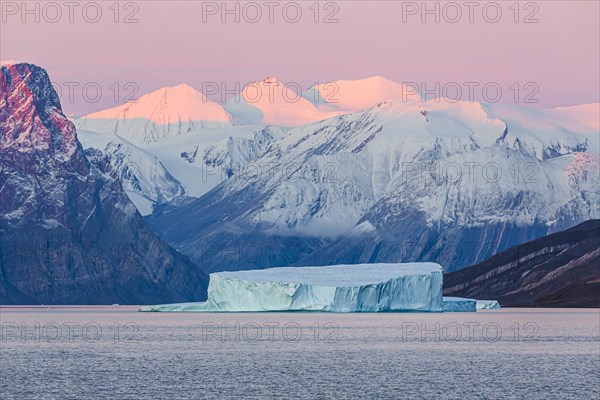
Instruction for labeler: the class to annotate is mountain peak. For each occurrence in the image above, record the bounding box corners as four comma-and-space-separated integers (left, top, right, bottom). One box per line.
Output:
303, 76, 422, 113
76, 83, 232, 145
1, 62, 79, 158
224, 76, 342, 126
160, 82, 199, 93
361, 75, 393, 83
1, 59, 20, 66
145, 83, 208, 101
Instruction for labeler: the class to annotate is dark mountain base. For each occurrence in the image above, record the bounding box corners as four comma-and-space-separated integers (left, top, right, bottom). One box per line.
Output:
444, 220, 600, 308
530, 282, 600, 308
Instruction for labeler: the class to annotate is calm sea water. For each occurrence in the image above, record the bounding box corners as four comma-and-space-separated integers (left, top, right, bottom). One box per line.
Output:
0, 308, 598, 399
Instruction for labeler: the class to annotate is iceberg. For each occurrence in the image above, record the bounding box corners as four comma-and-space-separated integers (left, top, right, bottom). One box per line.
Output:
442, 297, 477, 312
476, 300, 501, 310
140, 263, 444, 312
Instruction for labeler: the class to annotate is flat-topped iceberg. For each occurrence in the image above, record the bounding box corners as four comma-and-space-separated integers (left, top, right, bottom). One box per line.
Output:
442, 297, 477, 312
140, 263, 444, 312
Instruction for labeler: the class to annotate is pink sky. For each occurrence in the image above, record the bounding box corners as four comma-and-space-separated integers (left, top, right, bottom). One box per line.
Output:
2, 1, 599, 115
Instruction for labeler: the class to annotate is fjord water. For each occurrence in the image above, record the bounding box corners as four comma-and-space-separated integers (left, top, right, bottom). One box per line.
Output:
1, 308, 598, 399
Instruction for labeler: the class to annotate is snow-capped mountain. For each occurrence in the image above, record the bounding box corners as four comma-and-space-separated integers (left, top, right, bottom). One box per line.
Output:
75, 83, 232, 146
73, 73, 599, 273
302, 75, 421, 113
74, 83, 292, 211
224, 77, 342, 126
0, 62, 208, 304
76, 75, 419, 210
148, 98, 599, 272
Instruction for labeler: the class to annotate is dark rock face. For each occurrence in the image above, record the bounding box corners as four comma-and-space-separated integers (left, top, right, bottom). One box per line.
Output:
443, 220, 600, 307
0, 63, 208, 304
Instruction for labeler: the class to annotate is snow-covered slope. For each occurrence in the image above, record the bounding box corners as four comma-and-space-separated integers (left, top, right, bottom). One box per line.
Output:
75, 84, 232, 146
225, 77, 342, 126
78, 130, 185, 215
486, 102, 599, 157
148, 98, 599, 272
76, 122, 281, 208
188, 125, 283, 178
145, 124, 283, 198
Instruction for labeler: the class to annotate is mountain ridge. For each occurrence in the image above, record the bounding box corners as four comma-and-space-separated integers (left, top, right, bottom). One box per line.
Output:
75, 83, 233, 146
443, 220, 600, 307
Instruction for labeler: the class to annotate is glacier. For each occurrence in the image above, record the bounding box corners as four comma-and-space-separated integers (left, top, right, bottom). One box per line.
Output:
140, 263, 446, 312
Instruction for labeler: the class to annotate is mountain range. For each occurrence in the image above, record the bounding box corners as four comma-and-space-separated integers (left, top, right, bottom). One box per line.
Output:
73, 74, 599, 273
2, 61, 598, 304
